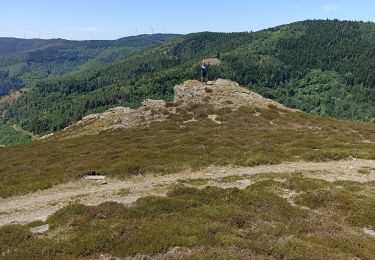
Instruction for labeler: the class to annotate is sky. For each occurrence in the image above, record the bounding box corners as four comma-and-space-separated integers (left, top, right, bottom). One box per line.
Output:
0, 0, 374, 40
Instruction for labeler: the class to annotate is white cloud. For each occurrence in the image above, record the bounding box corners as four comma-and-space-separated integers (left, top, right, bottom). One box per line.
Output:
72, 26, 98, 32
322, 4, 340, 12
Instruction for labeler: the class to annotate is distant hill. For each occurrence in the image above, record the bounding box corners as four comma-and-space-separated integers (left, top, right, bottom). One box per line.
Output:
0, 34, 180, 96
3, 19, 375, 137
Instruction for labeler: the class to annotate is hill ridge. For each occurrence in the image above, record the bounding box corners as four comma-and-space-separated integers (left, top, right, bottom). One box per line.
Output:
51, 79, 295, 139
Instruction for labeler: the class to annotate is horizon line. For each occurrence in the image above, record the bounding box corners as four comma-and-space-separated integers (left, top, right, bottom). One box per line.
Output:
1, 18, 374, 41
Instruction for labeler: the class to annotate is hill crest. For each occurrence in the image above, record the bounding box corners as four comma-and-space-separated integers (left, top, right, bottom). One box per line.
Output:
49, 79, 295, 139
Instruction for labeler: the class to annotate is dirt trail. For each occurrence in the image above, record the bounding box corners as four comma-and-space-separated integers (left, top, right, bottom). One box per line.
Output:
0, 159, 374, 227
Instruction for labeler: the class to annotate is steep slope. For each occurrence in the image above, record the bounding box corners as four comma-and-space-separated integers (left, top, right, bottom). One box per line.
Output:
4, 20, 374, 138
0, 34, 179, 96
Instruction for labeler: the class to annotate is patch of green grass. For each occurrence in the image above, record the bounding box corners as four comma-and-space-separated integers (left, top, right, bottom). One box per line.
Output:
302, 149, 353, 162
111, 163, 145, 176
244, 153, 276, 167
117, 188, 131, 196
247, 179, 285, 192
0, 225, 32, 252
177, 178, 210, 186
358, 167, 371, 175
217, 175, 246, 183
295, 189, 357, 210
156, 167, 178, 175
280, 174, 375, 231
27, 220, 46, 228
348, 199, 375, 228
268, 104, 278, 110
182, 246, 258, 259
294, 183, 375, 230
333, 180, 365, 192
285, 176, 331, 192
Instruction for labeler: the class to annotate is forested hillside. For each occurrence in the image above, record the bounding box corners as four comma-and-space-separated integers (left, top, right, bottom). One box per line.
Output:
0, 121, 32, 146
4, 20, 375, 135
0, 34, 179, 96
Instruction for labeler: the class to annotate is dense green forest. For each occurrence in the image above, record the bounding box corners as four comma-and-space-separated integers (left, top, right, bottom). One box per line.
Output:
0, 34, 179, 96
0, 120, 32, 146
3, 20, 375, 135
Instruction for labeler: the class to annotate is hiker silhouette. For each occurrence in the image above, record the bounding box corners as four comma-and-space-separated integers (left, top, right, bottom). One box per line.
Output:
199, 63, 208, 83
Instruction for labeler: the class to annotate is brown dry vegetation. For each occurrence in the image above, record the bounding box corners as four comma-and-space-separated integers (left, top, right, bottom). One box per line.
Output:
0, 104, 374, 198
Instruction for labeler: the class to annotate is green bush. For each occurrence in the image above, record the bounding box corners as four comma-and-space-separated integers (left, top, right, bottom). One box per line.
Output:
244, 153, 274, 167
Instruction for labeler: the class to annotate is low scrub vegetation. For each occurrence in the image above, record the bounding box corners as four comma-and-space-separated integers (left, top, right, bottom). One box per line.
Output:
177, 178, 211, 186
1, 174, 375, 259
358, 167, 371, 174
0, 105, 374, 198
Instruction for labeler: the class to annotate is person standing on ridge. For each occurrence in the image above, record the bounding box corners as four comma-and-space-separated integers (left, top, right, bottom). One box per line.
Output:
199, 62, 208, 84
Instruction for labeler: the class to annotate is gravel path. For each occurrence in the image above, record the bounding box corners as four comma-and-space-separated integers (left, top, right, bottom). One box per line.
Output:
0, 159, 374, 226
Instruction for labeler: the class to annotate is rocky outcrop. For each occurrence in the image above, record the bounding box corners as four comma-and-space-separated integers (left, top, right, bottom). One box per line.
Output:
174, 79, 291, 111
60, 99, 167, 139
55, 79, 295, 139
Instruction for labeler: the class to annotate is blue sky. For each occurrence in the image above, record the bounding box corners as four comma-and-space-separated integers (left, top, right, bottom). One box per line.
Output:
1, 0, 374, 40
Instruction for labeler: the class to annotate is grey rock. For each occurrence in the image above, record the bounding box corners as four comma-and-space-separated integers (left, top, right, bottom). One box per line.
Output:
84, 175, 106, 180
363, 227, 375, 238
30, 224, 49, 234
